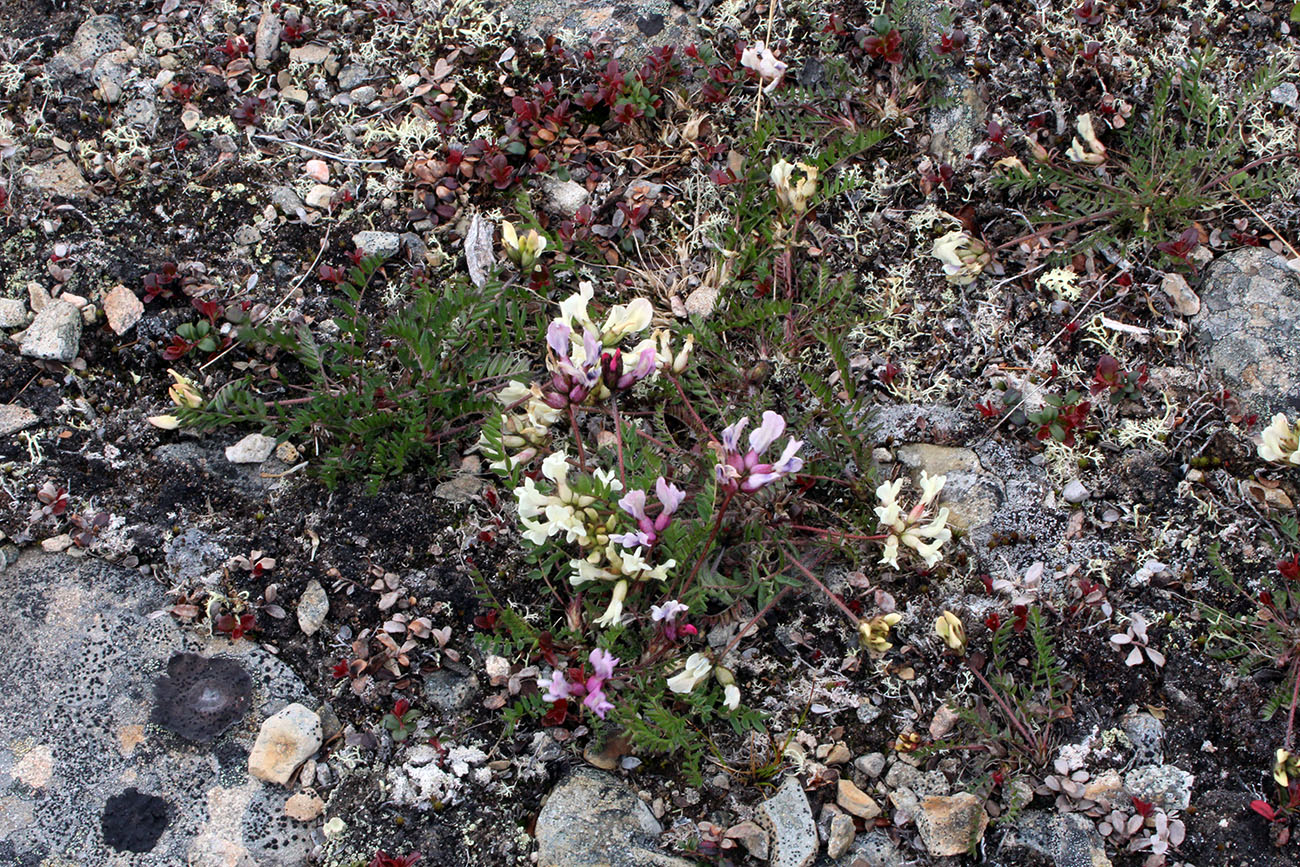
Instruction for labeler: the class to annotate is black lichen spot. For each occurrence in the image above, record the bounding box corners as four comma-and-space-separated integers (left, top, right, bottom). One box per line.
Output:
636, 14, 664, 36
102, 788, 170, 853
152, 652, 252, 744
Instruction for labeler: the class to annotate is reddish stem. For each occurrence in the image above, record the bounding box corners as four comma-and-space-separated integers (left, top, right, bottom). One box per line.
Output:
676, 488, 736, 599
783, 549, 860, 625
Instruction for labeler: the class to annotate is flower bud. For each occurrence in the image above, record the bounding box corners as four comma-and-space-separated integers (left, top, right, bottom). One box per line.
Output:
935, 610, 967, 654
672, 334, 694, 373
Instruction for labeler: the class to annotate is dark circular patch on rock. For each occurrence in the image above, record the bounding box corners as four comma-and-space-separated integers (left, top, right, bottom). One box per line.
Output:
636, 13, 664, 36
152, 652, 252, 744
102, 788, 171, 853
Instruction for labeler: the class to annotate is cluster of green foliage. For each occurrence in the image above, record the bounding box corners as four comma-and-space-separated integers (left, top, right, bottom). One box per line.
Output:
991, 49, 1290, 257
177, 258, 533, 490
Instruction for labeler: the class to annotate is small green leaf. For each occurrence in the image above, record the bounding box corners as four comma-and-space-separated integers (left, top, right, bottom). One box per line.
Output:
1291, 2, 1300, 23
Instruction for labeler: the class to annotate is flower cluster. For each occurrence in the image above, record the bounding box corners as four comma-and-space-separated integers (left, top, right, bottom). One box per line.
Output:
501, 221, 548, 272
482, 283, 689, 470
652, 599, 695, 641
934, 610, 967, 653
770, 159, 818, 214
543, 649, 619, 719
875, 472, 952, 569
666, 651, 739, 709
1258, 413, 1300, 465
858, 613, 903, 653
715, 411, 804, 493
931, 230, 991, 286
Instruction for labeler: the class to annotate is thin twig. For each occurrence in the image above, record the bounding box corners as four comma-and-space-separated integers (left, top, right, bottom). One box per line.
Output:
251, 133, 389, 165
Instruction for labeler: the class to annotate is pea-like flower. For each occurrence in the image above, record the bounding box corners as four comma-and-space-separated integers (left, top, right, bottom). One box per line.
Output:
935, 610, 967, 654
858, 613, 903, 653
1065, 113, 1107, 165
666, 652, 713, 693
541, 648, 620, 719
875, 472, 952, 569
612, 477, 686, 548
740, 41, 787, 93
1258, 413, 1300, 465
501, 220, 548, 272
716, 411, 804, 493
930, 230, 991, 286
1275, 748, 1300, 787
770, 159, 819, 214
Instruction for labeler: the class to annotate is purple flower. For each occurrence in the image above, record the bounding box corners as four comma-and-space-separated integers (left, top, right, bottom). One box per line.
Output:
610, 530, 654, 548
615, 476, 685, 548
589, 648, 619, 680
542, 670, 573, 702
619, 490, 648, 521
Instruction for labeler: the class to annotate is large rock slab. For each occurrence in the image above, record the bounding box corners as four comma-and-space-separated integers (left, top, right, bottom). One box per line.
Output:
0, 552, 316, 865
1193, 248, 1300, 418
535, 766, 692, 866
504, 0, 696, 58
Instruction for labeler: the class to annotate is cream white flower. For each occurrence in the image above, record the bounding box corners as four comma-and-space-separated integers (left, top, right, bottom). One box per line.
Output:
501, 220, 548, 272
935, 610, 967, 653
557, 282, 595, 330
858, 613, 903, 653
876, 474, 952, 569
1066, 114, 1106, 165
666, 652, 713, 693
723, 684, 741, 710
601, 298, 654, 344
930, 230, 990, 285
1258, 413, 1300, 465
770, 159, 818, 214
740, 41, 787, 93
594, 579, 629, 628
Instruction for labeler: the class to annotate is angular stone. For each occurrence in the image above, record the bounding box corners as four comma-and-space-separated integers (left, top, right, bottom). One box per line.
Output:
21, 155, 93, 200
1002, 810, 1113, 867
724, 820, 769, 860
20, 301, 82, 362
284, 791, 324, 822
836, 778, 882, 820
855, 752, 886, 778
896, 444, 981, 475
248, 703, 322, 785
1125, 764, 1193, 812
914, 793, 988, 857
1160, 272, 1200, 316
352, 230, 401, 260
225, 433, 277, 464
253, 9, 280, 70
757, 776, 818, 867
539, 176, 590, 217
0, 298, 28, 328
296, 580, 328, 636
826, 811, 855, 859
289, 44, 330, 64
304, 184, 335, 209
103, 285, 144, 335
0, 405, 39, 437
535, 767, 691, 867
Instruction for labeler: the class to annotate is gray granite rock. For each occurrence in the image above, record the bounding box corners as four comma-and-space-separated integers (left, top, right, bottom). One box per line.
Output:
539, 176, 590, 217
535, 766, 691, 866
1193, 248, 1300, 418
914, 793, 988, 857
1120, 708, 1165, 766
503, 0, 696, 59
1000, 810, 1113, 867
0, 298, 29, 328
1125, 764, 1194, 812
0, 552, 315, 865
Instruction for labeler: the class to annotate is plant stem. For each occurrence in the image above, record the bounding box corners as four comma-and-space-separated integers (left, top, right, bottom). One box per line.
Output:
1285, 658, 1300, 751
995, 208, 1121, 252
966, 657, 1040, 755
567, 404, 587, 473
719, 586, 790, 660
789, 524, 887, 543
612, 400, 627, 486
782, 549, 860, 625
677, 488, 736, 599
666, 372, 715, 444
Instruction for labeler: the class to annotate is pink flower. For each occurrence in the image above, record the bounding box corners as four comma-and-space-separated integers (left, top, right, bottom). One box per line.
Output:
582, 685, 614, 719
589, 648, 619, 680
542, 670, 573, 702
